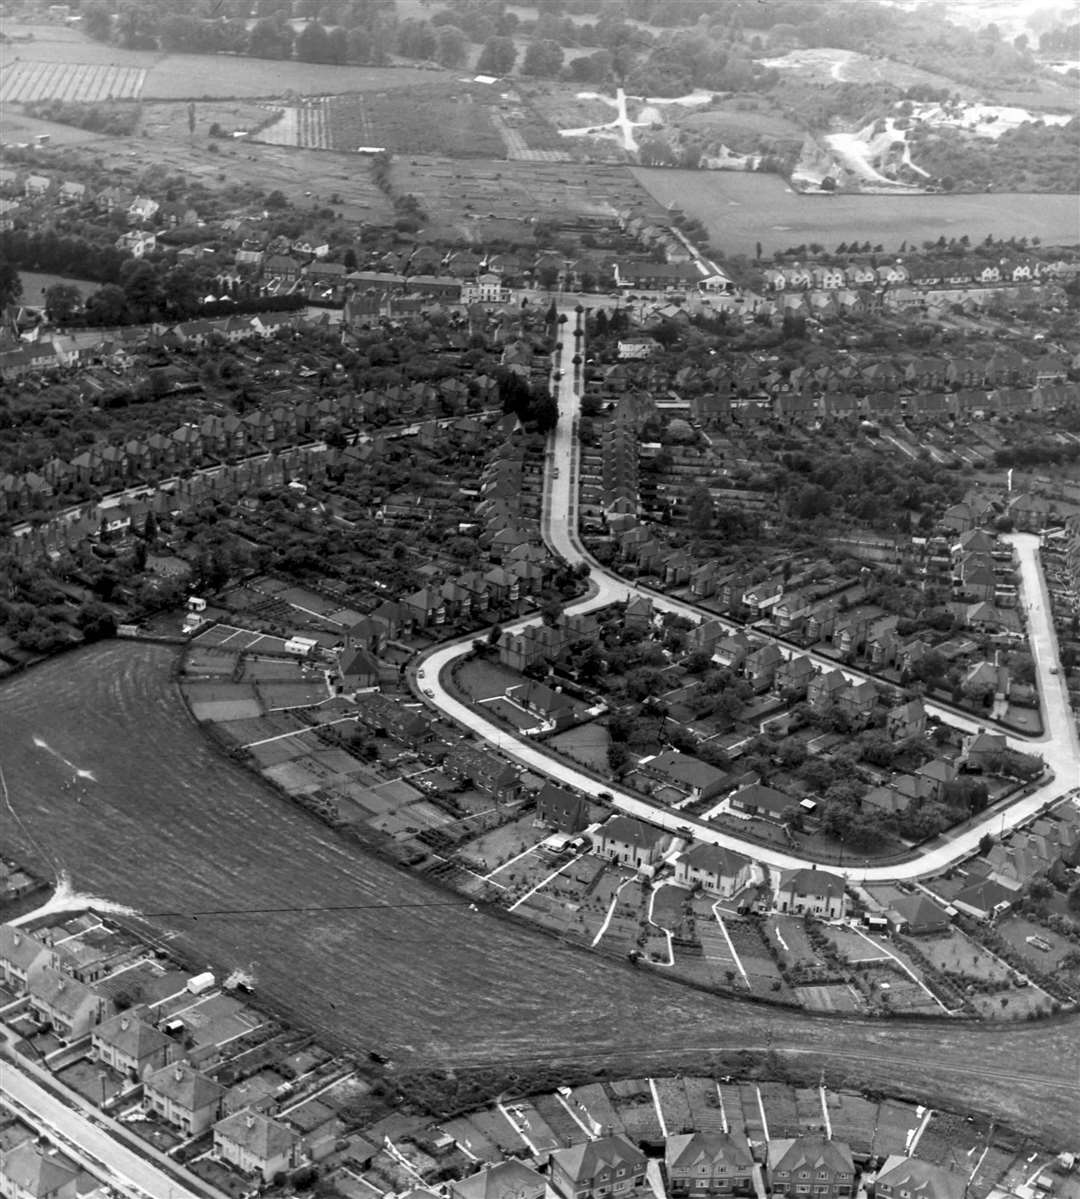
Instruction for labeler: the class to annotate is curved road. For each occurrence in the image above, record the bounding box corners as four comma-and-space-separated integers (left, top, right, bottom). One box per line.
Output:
419, 315, 1079, 882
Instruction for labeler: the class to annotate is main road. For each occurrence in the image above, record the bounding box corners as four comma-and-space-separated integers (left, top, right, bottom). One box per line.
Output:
419, 313, 1079, 882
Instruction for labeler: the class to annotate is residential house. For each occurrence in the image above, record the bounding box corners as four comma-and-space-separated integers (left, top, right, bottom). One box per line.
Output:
807, 669, 847, 715
884, 894, 951, 936
687, 619, 728, 657
951, 878, 1014, 921
728, 783, 792, 822
639, 750, 729, 802
24, 174, 52, 199
775, 654, 815, 698
962, 730, 1008, 772
115, 230, 157, 258
453, 1161, 546, 1199
535, 782, 590, 834
337, 645, 381, 690
548, 1135, 649, 1199
674, 844, 752, 899
915, 757, 958, 801
768, 1137, 855, 1199
744, 643, 783, 692
58, 180, 86, 205
0, 925, 57, 993
144, 1062, 225, 1137
27, 967, 111, 1043
0, 1143, 79, 1199
874, 1158, 964, 1199
442, 746, 521, 800
836, 680, 878, 728
91, 1011, 176, 1081
508, 679, 577, 731
213, 1109, 300, 1183
593, 816, 669, 871
775, 869, 847, 919
127, 195, 159, 224
886, 699, 926, 741
665, 1131, 754, 1197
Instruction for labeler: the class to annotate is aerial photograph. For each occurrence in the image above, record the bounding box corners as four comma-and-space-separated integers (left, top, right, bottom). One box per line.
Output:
0, 0, 1079, 1195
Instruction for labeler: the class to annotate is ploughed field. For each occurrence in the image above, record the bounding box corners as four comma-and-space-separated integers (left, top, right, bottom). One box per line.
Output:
1, 643, 1077, 1141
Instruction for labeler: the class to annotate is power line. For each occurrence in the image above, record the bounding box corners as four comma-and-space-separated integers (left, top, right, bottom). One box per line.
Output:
142, 898, 492, 919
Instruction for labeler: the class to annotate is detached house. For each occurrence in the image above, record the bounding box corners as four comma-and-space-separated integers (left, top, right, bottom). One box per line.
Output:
535, 782, 590, 834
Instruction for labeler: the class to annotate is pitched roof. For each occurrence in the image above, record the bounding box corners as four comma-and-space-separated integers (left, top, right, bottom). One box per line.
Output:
666, 1130, 754, 1172
768, 1135, 854, 1176
779, 868, 846, 900
876, 1157, 965, 1199
0, 924, 51, 971
552, 1134, 645, 1182
680, 843, 751, 880
453, 1160, 545, 1199
0, 1142, 79, 1197
146, 1061, 225, 1111
215, 1108, 299, 1160
93, 1011, 171, 1059
598, 815, 667, 851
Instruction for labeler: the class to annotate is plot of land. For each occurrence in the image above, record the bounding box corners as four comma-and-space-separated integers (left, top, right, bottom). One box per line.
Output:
547, 722, 611, 773
1, 61, 145, 103
795, 984, 861, 1012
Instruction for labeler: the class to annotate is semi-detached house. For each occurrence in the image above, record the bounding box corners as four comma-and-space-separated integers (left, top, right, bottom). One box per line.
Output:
593, 816, 669, 871
548, 1134, 649, 1199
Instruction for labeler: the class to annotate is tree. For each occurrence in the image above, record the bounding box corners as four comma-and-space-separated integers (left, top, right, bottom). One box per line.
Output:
249, 17, 293, 58
435, 24, 467, 67
476, 35, 517, 75
296, 20, 333, 62
523, 38, 565, 76
43, 283, 82, 325
81, 0, 112, 41
0, 260, 22, 309
84, 284, 128, 327
120, 259, 162, 320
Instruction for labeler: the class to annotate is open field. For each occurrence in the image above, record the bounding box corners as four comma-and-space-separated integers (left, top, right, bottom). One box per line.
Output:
1, 24, 447, 99
1, 61, 144, 103
0, 643, 1078, 1142
632, 168, 1080, 256
16, 270, 99, 304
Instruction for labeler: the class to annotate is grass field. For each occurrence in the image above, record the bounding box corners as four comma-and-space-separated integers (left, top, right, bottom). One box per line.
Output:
3, 24, 449, 99
547, 723, 611, 773
16, 270, 100, 303
2, 642, 1079, 1143
632, 167, 1080, 256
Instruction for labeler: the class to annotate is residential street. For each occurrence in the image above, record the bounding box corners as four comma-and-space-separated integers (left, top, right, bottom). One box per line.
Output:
0, 1043, 216, 1199
418, 316, 1079, 883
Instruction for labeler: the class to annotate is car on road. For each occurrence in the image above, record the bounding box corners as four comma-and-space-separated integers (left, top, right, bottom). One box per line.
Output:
423, 687, 435, 697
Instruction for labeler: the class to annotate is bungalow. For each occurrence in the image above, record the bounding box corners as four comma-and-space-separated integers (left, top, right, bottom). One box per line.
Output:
144, 1062, 226, 1136
593, 815, 669, 871
728, 783, 791, 822
885, 894, 951, 937
508, 679, 577, 731
951, 878, 1014, 921
24, 174, 52, 198
58, 180, 86, 204
535, 782, 590, 834
674, 843, 752, 898
213, 1109, 300, 1183
640, 749, 729, 802
775, 868, 847, 919
665, 1131, 755, 1197
92, 1012, 176, 1081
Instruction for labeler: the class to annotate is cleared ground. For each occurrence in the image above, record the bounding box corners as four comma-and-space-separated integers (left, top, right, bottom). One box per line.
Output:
632, 167, 1080, 256
0, 642, 1077, 1142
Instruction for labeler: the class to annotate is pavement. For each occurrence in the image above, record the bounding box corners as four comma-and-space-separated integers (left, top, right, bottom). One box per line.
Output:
0, 1033, 220, 1199
417, 310, 1080, 883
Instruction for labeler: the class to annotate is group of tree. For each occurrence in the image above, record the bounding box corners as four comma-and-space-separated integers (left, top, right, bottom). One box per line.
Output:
496, 368, 559, 433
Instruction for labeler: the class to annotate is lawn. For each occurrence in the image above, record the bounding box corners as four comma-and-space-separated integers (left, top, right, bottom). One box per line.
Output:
871, 1099, 923, 1157
456, 657, 529, 702
996, 914, 1076, 971
547, 722, 611, 773
482, 696, 542, 731
765, 915, 819, 965
907, 928, 1014, 983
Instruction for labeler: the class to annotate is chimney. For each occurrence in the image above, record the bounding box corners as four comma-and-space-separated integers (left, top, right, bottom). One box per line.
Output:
175, 1066, 183, 1082
246, 1112, 256, 1129
120, 1017, 130, 1031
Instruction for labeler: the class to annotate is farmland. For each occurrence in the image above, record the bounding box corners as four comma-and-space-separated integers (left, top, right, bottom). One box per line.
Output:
0, 62, 145, 104
0, 642, 1079, 1143
632, 167, 1080, 256
0, 23, 446, 100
